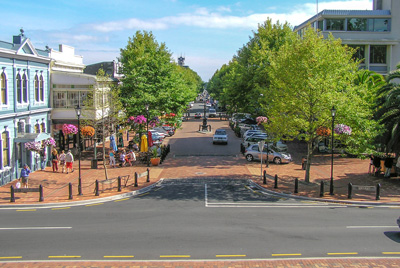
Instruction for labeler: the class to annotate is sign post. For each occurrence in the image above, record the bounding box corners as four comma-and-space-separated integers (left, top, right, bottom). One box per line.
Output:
258, 140, 265, 180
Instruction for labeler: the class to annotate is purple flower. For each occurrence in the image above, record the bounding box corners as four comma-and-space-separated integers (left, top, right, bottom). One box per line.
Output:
334, 124, 352, 135
43, 137, 56, 147
256, 116, 268, 125
62, 124, 78, 135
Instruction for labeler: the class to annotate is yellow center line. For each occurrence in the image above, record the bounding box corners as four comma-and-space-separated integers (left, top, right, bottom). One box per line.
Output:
114, 198, 129, 202
216, 255, 246, 258
327, 252, 358, 255
383, 252, 400, 255
272, 253, 302, 257
16, 209, 36, 212
0, 256, 22, 259
138, 193, 150, 197
86, 203, 104, 207
48, 256, 81, 258
51, 207, 71, 210
104, 256, 134, 258
160, 255, 191, 258
389, 207, 400, 209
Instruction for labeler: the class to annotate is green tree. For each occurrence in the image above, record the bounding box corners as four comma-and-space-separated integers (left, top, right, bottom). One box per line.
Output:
267, 27, 377, 182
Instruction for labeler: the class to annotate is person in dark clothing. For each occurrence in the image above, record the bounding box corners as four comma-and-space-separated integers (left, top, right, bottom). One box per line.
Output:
384, 156, 394, 178
373, 155, 381, 176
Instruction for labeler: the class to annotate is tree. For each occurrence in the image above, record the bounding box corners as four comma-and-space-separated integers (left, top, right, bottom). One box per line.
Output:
266, 27, 376, 182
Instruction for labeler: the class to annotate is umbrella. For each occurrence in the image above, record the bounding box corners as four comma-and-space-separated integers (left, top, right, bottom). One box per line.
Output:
147, 131, 153, 147
140, 134, 148, 152
110, 134, 118, 152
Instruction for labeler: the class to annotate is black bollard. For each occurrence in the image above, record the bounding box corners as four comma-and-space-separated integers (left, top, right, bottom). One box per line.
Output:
39, 185, 44, 202
320, 181, 324, 197
95, 180, 99, 196
376, 183, 381, 200
348, 183, 353, 199
118, 176, 121, 192
263, 170, 267, 185
274, 174, 278, 189
134, 172, 138, 187
69, 183, 73, 200
147, 168, 150, 182
294, 178, 299, 194
10, 186, 15, 203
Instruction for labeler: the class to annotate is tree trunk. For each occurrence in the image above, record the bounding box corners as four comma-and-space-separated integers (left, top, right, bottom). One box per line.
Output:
304, 141, 313, 183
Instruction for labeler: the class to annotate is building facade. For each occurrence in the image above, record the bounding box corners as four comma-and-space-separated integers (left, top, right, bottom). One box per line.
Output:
0, 30, 52, 185
294, 0, 400, 75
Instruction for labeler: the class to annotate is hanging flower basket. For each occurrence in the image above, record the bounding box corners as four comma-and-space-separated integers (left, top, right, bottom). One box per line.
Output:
24, 141, 42, 152
81, 126, 95, 137
62, 124, 78, 136
316, 126, 331, 137
256, 116, 268, 125
334, 124, 352, 135
43, 137, 56, 147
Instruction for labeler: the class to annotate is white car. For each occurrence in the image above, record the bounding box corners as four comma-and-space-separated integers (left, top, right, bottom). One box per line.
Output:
213, 129, 228, 145
243, 130, 265, 139
208, 108, 217, 118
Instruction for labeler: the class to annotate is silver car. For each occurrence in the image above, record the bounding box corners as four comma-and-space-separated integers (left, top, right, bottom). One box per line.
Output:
213, 129, 228, 145
244, 144, 292, 164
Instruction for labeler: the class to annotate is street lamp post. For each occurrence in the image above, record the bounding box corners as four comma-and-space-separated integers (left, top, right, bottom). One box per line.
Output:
330, 106, 336, 195
145, 104, 150, 167
75, 105, 82, 196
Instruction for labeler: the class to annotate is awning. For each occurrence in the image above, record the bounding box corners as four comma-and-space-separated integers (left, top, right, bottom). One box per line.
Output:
14, 132, 52, 143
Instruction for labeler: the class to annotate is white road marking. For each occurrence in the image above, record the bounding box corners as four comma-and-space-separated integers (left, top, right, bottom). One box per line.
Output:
205, 183, 208, 207
346, 226, 398, 229
0, 227, 72, 230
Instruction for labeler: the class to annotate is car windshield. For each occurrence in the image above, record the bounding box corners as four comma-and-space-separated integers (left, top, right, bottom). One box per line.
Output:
215, 130, 226, 135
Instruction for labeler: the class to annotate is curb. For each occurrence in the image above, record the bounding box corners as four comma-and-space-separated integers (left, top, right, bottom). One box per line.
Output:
0, 180, 163, 210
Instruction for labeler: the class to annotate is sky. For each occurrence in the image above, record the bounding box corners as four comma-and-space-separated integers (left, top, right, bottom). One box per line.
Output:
1, 0, 373, 81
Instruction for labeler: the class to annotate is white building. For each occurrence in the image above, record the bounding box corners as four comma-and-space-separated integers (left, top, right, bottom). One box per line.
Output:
294, 0, 400, 75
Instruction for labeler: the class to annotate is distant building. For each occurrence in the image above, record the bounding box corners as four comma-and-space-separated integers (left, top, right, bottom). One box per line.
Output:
0, 29, 52, 185
294, 0, 400, 75
177, 56, 188, 68
84, 61, 123, 82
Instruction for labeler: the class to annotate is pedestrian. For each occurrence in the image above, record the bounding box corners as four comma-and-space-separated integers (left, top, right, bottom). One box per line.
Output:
65, 150, 74, 174
119, 150, 126, 167
51, 148, 59, 172
129, 150, 136, 165
109, 150, 116, 168
40, 148, 47, 170
20, 164, 31, 188
368, 154, 374, 175
59, 150, 66, 173
373, 154, 381, 176
384, 155, 394, 178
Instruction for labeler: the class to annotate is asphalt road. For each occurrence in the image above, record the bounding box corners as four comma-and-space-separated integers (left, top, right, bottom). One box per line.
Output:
1, 102, 400, 262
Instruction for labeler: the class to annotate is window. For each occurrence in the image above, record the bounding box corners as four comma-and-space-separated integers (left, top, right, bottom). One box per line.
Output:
317, 20, 323, 31
326, 19, 344, 31
18, 121, 25, 134
348, 45, 365, 62
1, 72, 6, 105
348, 18, 367, 31
67, 92, 79, 108
34, 75, 39, 101
53, 92, 67, 108
40, 75, 44, 101
2, 131, 9, 167
370, 45, 386, 64
35, 121, 40, 133
22, 73, 28, 103
16, 142, 22, 168
16, 74, 22, 103
41, 122, 46, 133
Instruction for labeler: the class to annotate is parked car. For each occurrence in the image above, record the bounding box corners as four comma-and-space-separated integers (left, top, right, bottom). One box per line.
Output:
152, 127, 170, 137
243, 130, 265, 140
194, 112, 202, 119
162, 125, 175, 136
149, 129, 166, 139
241, 135, 268, 148
208, 108, 217, 118
213, 129, 228, 145
244, 144, 292, 164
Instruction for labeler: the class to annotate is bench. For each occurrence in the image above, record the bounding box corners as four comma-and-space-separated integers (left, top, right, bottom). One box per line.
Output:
10, 185, 43, 202
134, 169, 150, 187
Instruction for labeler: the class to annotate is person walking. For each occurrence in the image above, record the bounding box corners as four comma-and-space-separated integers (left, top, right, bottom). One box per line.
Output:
59, 150, 66, 173
65, 150, 74, 174
109, 150, 116, 168
20, 164, 31, 188
51, 148, 59, 172
384, 155, 394, 178
40, 148, 47, 170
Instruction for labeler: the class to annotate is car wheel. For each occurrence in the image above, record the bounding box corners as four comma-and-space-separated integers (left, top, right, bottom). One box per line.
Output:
246, 154, 254, 162
273, 157, 282, 164
225, 142, 228, 145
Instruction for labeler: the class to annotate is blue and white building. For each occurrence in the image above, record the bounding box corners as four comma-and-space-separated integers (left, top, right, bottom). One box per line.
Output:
294, 0, 400, 75
0, 29, 51, 186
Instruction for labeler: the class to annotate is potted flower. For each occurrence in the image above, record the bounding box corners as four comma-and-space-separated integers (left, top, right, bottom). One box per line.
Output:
150, 147, 160, 166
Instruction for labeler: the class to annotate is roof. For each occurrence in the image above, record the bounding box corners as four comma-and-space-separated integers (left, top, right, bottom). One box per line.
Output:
294, 9, 391, 31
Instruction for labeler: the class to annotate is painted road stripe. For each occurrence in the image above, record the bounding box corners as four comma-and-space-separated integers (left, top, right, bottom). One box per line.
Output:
216, 255, 246, 258
347, 226, 397, 228
327, 252, 358, 255
0, 256, 22, 259
51, 207, 71, 210
271, 253, 301, 257
16, 209, 36, 212
160, 255, 191, 258
383, 252, 400, 255
48, 256, 81, 258
114, 198, 129, 202
104, 255, 134, 258
0, 227, 72, 230
138, 193, 150, 197
86, 203, 104, 207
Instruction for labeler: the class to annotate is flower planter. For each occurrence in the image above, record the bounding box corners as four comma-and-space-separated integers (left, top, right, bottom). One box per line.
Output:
150, 157, 160, 166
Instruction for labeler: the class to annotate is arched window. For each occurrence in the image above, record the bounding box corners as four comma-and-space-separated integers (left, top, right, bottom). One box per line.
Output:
2, 131, 9, 167
34, 75, 39, 102
22, 73, 28, 103
41, 122, 46, 133
1, 72, 6, 105
40, 75, 44, 102
35, 122, 40, 133
16, 74, 22, 103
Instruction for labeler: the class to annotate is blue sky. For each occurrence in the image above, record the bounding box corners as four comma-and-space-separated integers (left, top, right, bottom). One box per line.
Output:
1, 0, 372, 81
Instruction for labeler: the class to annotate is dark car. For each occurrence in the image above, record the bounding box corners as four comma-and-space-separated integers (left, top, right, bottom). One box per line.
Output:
194, 112, 202, 119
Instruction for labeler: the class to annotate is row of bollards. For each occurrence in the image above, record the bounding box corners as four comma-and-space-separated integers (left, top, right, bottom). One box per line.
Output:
262, 171, 381, 201
10, 185, 44, 202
